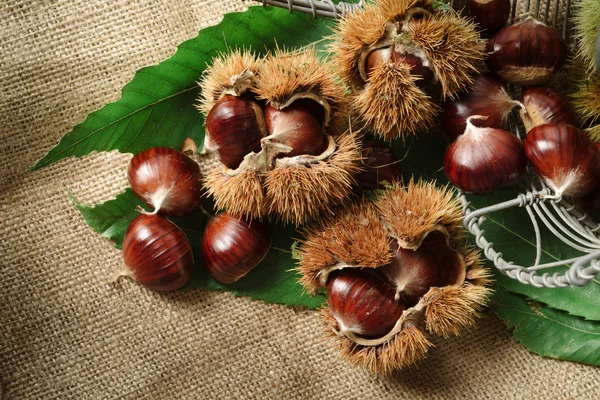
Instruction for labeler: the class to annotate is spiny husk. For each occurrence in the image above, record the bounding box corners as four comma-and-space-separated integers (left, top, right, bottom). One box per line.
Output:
322, 307, 432, 375
333, 2, 390, 88
570, 63, 600, 127
573, 0, 600, 73
254, 48, 348, 131
375, 180, 464, 250
353, 62, 439, 139
205, 168, 266, 219
406, 12, 484, 99
297, 199, 392, 294
264, 131, 362, 226
333, 0, 434, 88
197, 49, 262, 115
587, 125, 600, 142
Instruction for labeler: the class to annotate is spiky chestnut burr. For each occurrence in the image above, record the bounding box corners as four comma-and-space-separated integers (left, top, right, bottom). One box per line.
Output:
122, 214, 193, 291
128, 147, 204, 216
202, 212, 271, 284
332, 0, 485, 140
573, 0, 600, 74
441, 73, 521, 141
444, 116, 527, 194
297, 181, 491, 374
487, 17, 567, 85
520, 87, 579, 132
201, 49, 362, 225
569, 61, 600, 141
524, 123, 600, 198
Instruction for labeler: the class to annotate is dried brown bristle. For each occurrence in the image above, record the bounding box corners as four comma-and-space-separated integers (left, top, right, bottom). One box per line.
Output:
423, 281, 492, 339
265, 131, 362, 226
375, 180, 465, 249
197, 49, 262, 115
407, 12, 484, 99
254, 49, 347, 129
321, 306, 432, 375
354, 62, 439, 139
333, 3, 390, 88
297, 199, 392, 294
378, 0, 433, 21
205, 168, 266, 219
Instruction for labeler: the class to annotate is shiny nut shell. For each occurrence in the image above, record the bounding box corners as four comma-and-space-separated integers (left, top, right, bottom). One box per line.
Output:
327, 268, 406, 338
202, 212, 272, 284
128, 147, 203, 216
487, 18, 566, 85
466, 0, 510, 36
524, 124, 600, 198
123, 214, 194, 291
520, 86, 579, 132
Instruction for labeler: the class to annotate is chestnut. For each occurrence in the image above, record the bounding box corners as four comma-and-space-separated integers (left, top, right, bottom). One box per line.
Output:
355, 139, 403, 193
444, 116, 527, 194
122, 214, 193, 291
205, 95, 267, 169
487, 17, 567, 85
128, 147, 203, 216
441, 73, 521, 141
520, 87, 579, 132
379, 240, 441, 303
264, 98, 327, 158
465, 0, 511, 36
524, 124, 600, 198
327, 268, 406, 338
202, 212, 272, 284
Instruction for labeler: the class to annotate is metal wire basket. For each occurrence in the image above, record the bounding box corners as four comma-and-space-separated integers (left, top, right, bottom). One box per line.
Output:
255, 0, 600, 288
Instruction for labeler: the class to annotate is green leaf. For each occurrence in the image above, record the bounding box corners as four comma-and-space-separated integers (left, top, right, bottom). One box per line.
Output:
73, 189, 324, 308
394, 134, 600, 322
30, 6, 336, 170
494, 291, 600, 366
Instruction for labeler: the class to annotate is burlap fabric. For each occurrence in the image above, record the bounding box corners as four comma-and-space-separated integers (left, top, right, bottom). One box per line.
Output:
1, 0, 599, 398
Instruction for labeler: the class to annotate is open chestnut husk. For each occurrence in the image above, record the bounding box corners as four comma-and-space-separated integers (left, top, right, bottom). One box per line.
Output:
487, 16, 567, 85
199, 49, 361, 225
441, 73, 521, 141
444, 116, 527, 194
128, 147, 204, 216
524, 123, 600, 198
202, 212, 271, 284
332, 0, 485, 140
520, 87, 579, 132
297, 181, 491, 374
122, 214, 193, 291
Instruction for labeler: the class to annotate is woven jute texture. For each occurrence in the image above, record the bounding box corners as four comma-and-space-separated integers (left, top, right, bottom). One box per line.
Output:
1, 1, 599, 399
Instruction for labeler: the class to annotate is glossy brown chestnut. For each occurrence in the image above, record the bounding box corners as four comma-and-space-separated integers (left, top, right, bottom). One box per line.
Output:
128, 147, 203, 216
444, 116, 527, 194
264, 99, 327, 158
487, 17, 566, 85
205, 95, 267, 169
391, 50, 435, 91
202, 212, 272, 284
327, 268, 406, 338
465, 0, 510, 36
524, 124, 600, 198
122, 214, 194, 291
379, 240, 441, 303
520, 87, 579, 132
355, 140, 403, 193
441, 73, 520, 141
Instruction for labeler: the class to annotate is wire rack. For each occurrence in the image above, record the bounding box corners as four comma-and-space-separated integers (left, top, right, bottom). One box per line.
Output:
255, 0, 600, 288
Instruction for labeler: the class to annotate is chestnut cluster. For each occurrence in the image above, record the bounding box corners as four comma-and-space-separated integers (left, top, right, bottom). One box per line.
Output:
297, 180, 491, 374
442, 72, 600, 199
122, 146, 272, 290
198, 49, 361, 225
332, 0, 485, 140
